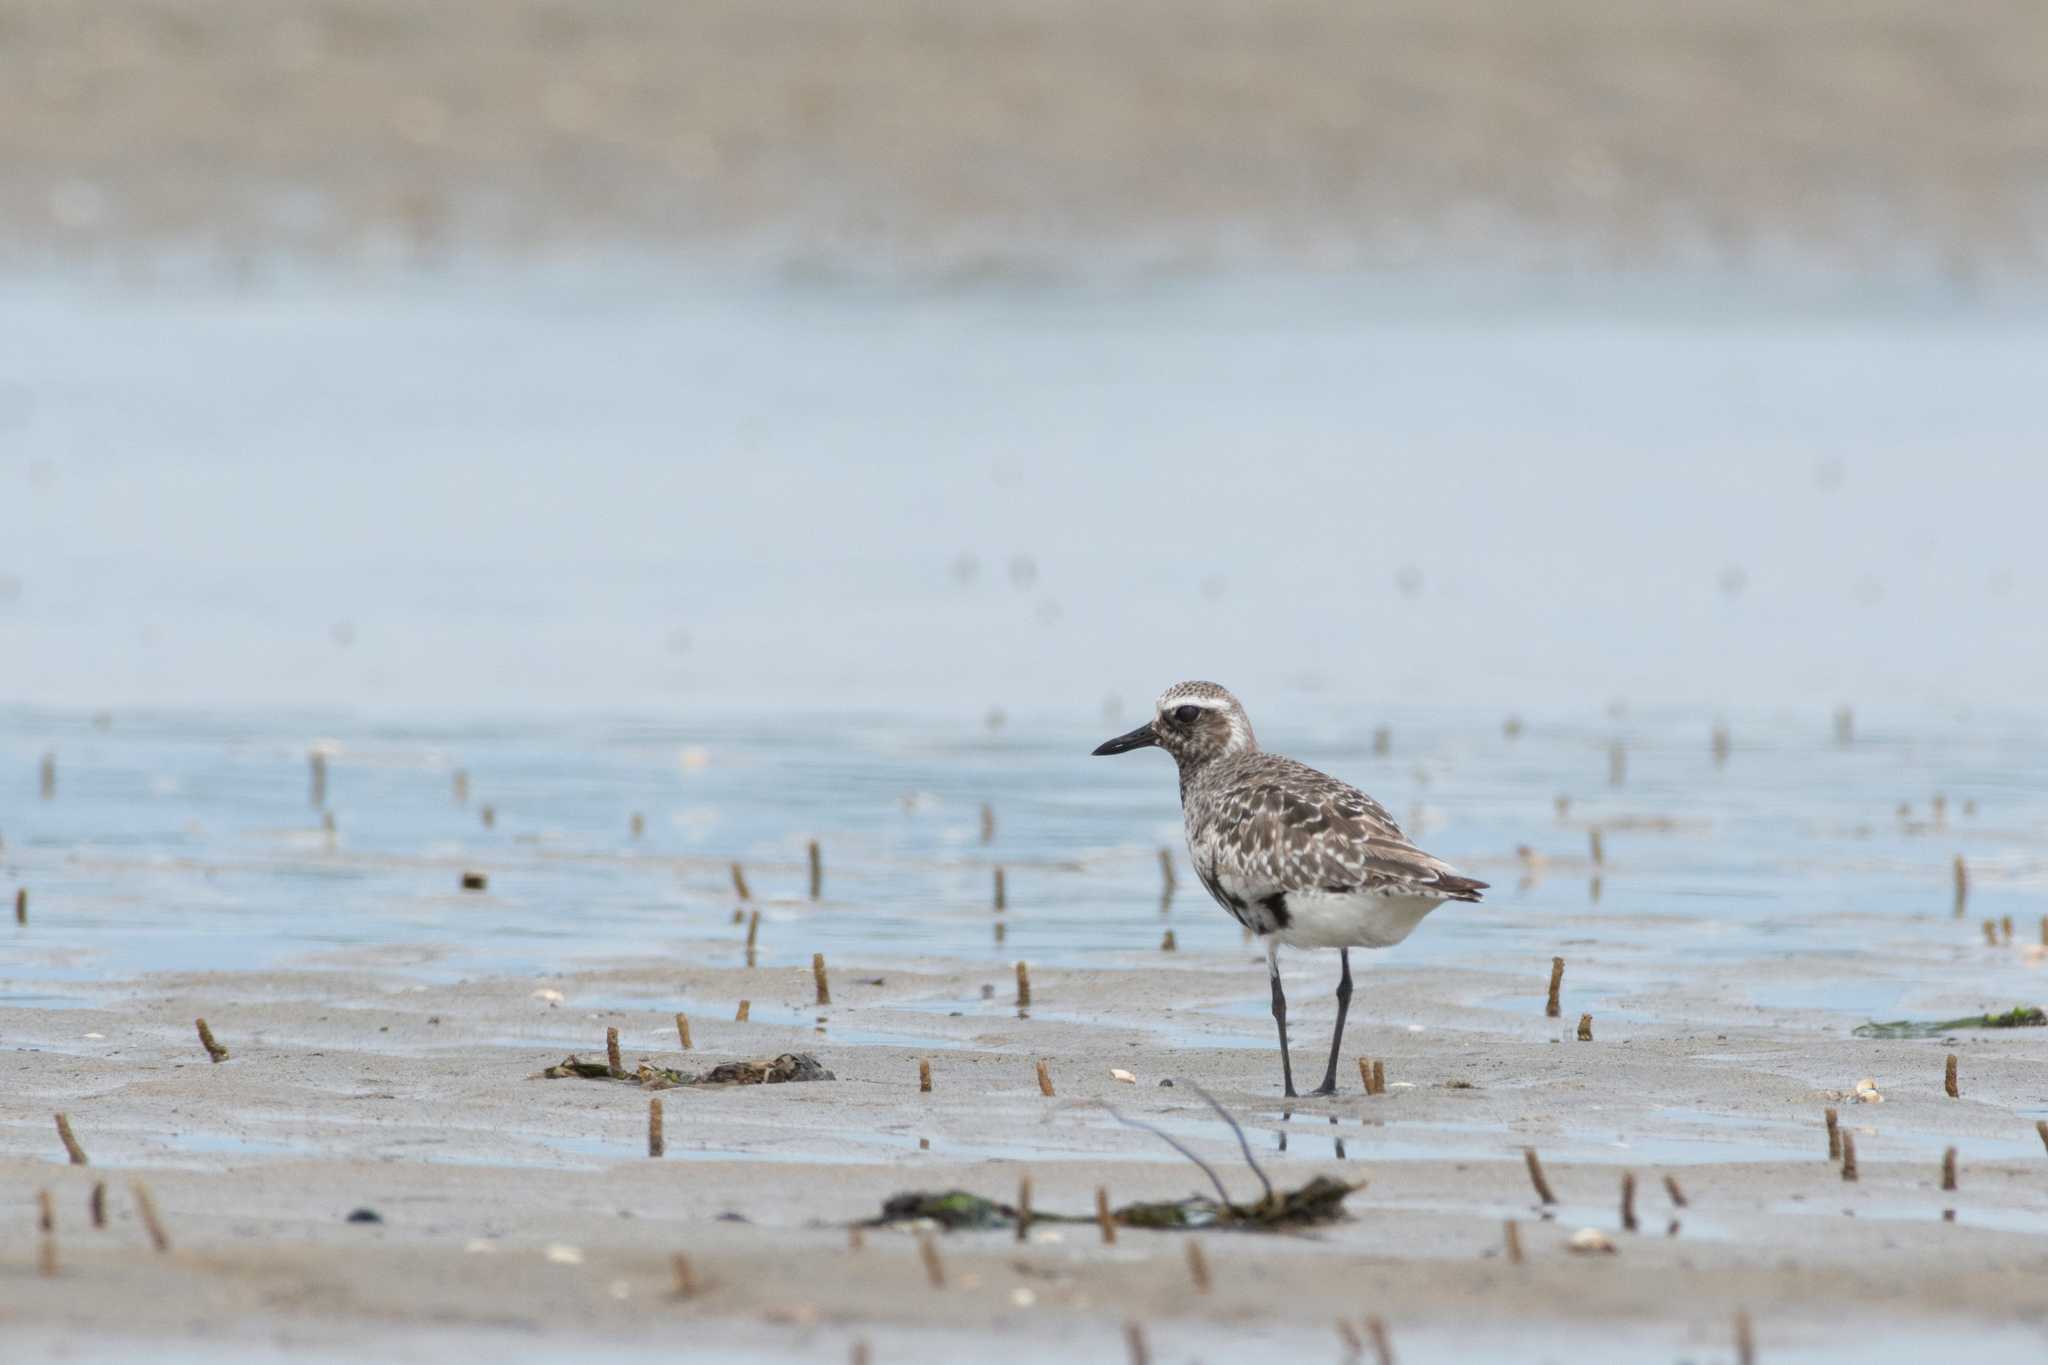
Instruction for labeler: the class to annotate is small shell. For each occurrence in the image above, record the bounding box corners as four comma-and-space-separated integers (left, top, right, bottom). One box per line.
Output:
1567, 1227, 1616, 1255
531, 988, 565, 1005
1010, 1287, 1038, 1307
1110, 1068, 1137, 1084
544, 1243, 584, 1265
1854, 1078, 1884, 1103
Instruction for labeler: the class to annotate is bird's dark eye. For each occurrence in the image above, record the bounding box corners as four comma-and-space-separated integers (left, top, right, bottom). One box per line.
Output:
1173, 704, 1201, 724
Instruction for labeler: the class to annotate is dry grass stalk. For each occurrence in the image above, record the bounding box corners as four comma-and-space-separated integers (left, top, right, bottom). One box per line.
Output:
1161, 929, 1177, 951
731, 862, 751, 900
606, 1026, 624, 1078
917, 1231, 945, 1288
2002, 915, 2014, 944
994, 867, 1006, 911
1503, 1219, 1523, 1264
1159, 848, 1177, 893
994, 920, 1006, 943
735, 999, 750, 1022
670, 1252, 699, 1297
452, 769, 468, 804
1185, 1239, 1211, 1293
1365, 1315, 1394, 1365
807, 839, 822, 900
38, 1190, 57, 1277
1982, 919, 1998, 947
980, 802, 996, 843
630, 812, 644, 839
1620, 1171, 1638, 1232
55, 1112, 88, 1165
1545, 957, 1564, 1018
1589, 829, 1604, 866
88, 1180, 107, 1228
1016, 960, 1032, 1007
1577, 1013, 1593, 1042
813, 952, 831, 1006
1840, 1131, 1858, 1182
1825, 1107, 1841, 1160
1096, 1186, 1117, 1244
1037, 1059, 1054, 1096
1016, 1175, 1033, 1243
1358, 1058, 1371, 1090
675, 1013, 692, 1050
132, 1182, 170, 1251
1523, 1148, 1557, 1204
1945, 1053, 1959, 1098
1663, 1175, 1688, 1208
648, 1098, 665, 1158
195, 1017, 229, 1063
919, 1058, 932, 1093
1941, 1146, 1957, 1191
1371, 1060, 1386, 1094
13, 887, 24, 924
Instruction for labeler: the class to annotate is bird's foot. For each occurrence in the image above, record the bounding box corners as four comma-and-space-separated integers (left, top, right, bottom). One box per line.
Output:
1308, 1081, 1338, 1097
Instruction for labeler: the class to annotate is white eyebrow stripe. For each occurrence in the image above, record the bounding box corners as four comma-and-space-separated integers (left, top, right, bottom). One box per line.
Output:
1160, 697, 1226, 710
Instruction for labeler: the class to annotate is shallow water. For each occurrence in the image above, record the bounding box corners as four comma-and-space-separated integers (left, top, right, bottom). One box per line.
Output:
4, 702, 2043, 1004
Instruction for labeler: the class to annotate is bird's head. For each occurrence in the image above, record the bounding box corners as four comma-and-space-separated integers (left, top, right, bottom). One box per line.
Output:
1091, 680, 1257, 768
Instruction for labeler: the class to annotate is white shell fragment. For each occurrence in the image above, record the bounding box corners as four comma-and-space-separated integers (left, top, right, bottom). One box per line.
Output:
544, 1243, 585, 1265
1854, 1077, 1884, 1104
1110, 1068, 1137, 1084
1567, 1227, 1616, 1255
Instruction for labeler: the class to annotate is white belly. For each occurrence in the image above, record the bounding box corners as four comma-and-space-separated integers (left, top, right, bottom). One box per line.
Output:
1268, 889, 1446, 950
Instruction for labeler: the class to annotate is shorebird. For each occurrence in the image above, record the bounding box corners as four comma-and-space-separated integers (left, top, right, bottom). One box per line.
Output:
1093, 681, 1486, 1097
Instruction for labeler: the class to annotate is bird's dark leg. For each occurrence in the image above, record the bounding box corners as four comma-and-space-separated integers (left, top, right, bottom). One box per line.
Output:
1267, 939, 1297, 1098
1311, 948, 1353, 1096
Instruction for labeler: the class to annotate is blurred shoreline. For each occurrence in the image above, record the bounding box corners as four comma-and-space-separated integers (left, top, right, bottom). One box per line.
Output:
5, 0, 2045, 282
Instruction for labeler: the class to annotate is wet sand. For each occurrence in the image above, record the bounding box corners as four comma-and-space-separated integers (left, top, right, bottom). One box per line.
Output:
4, 0, 2045, 274
10, 935, 2048, 1359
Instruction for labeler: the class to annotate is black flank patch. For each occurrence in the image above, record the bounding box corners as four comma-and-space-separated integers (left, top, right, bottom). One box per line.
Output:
1259, 891, 1291, 928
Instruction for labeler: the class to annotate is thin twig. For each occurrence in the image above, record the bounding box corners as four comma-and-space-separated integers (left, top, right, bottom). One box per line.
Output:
1180, 1078, 1273, 1205
1103, 1101, 1235, 1210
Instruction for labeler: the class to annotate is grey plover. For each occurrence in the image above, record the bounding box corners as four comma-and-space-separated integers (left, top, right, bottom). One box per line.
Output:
1094, 681, 1486, 1097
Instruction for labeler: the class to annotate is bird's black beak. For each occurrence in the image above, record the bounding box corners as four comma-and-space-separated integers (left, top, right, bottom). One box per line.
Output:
1091, 721, 1158, 756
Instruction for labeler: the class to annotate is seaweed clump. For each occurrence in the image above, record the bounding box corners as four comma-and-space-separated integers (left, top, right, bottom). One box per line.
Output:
864, 1081, 1361, 1233
540, 1051, 835, 1088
